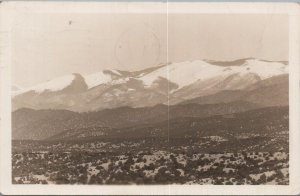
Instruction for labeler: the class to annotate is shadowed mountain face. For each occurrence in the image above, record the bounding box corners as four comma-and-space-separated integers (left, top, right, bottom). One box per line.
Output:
12, 59, 288, 112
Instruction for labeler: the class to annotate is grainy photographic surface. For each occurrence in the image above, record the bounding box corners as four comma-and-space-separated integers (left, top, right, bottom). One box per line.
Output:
11, 11, 289, 185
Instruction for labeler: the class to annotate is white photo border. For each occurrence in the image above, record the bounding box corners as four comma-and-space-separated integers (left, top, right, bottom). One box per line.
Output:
0, 1, 299, 195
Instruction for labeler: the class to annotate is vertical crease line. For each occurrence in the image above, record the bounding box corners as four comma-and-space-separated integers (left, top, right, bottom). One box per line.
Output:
166, 1, 171, 195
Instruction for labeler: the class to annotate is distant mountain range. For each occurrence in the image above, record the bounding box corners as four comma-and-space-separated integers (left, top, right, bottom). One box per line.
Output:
12, 58, 288, 112
12, 101, 259, 140
46, 106, 288, 141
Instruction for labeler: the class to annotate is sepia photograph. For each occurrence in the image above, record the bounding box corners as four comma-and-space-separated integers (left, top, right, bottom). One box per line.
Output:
0, 1, 300, 195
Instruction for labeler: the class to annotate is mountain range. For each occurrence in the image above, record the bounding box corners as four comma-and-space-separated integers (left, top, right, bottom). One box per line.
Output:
12, 58, 289, 141
12, 58, 288, 112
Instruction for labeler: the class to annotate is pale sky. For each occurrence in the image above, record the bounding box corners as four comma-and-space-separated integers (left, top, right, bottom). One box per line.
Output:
12, 13, 288, 88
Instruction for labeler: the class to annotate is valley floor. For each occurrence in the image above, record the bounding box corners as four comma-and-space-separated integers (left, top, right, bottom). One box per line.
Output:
12, 149, 288, 185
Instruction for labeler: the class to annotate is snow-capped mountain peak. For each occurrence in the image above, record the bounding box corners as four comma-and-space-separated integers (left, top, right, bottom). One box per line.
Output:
138, 60, 217, 88
13, 74, 76, 96
14, 58, 288, 95
138, 59, 288, 89
33, 74, 76, 93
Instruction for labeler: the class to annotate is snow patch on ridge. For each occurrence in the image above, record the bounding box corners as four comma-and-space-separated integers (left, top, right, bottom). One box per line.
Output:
110, 69, 122, 76
84, 71, 112, 89
139, 60, 234, 88
232, 59, 288, 79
